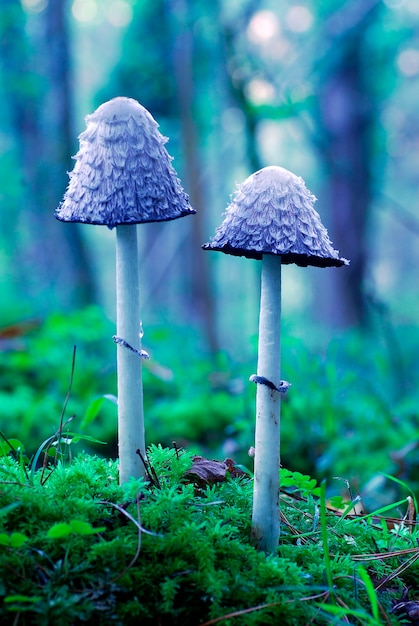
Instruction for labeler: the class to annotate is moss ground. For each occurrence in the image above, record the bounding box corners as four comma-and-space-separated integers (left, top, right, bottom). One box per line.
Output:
0, 446, 418, 625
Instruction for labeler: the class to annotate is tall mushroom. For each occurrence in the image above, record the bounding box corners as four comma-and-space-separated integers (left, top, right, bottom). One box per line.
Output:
203, 165, 348, 552
56, 97, 195, 483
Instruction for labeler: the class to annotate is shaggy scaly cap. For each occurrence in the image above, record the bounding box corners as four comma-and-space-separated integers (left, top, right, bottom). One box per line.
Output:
203, 166, 348, 268
56, 97, 195, 229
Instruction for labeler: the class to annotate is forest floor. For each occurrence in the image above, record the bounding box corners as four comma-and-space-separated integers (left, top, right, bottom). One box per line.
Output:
0, 444, 419, 625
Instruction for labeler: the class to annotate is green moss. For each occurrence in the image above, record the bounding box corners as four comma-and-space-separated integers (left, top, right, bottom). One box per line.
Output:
0, 447, 414, 624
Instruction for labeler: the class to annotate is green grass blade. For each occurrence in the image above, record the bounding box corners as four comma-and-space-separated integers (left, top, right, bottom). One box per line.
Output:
320, 480, 334, 596
346, 498, 409, 524
380, 472, 418, 512
358, 566, 379, 622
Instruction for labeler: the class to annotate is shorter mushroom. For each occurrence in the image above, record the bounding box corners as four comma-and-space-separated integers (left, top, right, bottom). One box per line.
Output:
56, 96, 195, 483
203, 165, 348, 552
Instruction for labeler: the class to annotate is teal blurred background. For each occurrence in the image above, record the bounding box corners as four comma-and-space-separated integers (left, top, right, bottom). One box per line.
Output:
1, 0, 419, 508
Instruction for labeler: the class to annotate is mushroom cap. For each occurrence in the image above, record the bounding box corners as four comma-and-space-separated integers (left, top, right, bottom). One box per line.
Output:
55, 97, 195, 229
202, 166, 348, 267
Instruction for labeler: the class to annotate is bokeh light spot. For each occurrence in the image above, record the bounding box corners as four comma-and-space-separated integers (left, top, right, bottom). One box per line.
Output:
245, 78, 275, 105
72, 0, 98, 23
105, 1, 133, 28
383, 0, 405, 8
397, 48, 419, 76
285, 6, 313, 33
406, 0, 419, 13
247, 10, 280, 45
21, 0, 48, 13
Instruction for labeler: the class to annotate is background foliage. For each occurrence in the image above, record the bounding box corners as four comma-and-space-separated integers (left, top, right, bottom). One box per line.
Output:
2, 306, 419, 512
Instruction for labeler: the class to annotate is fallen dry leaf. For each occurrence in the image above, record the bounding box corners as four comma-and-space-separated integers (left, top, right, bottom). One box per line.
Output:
185, 456, 245, 486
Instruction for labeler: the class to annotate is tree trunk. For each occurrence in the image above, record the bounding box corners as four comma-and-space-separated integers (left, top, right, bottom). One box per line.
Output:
315, 22, 376, 328
42, 0, 97, 306
166, 0, 219, 354
0, 0, 97, 312
221, 7, 263, 175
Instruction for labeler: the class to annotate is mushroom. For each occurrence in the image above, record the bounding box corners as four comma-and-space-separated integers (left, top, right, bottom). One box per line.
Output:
203, 165, 348, 552
56, 96, 195, 483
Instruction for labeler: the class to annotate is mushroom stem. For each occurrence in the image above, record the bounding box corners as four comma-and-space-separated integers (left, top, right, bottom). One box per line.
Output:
251, 253, 282, 552
116, 225, 145, 483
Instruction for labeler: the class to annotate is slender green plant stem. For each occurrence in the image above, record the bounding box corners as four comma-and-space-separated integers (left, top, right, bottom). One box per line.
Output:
116, 225, 145, 483
320, 480, 334, 596
251, 254, 281, 552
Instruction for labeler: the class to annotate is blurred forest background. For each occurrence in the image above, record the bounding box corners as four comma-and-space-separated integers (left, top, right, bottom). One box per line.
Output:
1, 0, 419, 504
